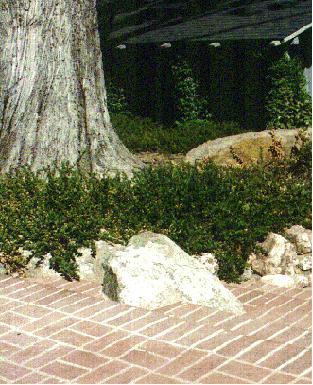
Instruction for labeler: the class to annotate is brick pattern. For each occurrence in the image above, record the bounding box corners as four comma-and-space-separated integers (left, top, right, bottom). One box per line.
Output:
0, 275, 311, 384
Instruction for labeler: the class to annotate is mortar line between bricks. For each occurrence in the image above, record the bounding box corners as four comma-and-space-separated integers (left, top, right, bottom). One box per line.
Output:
69, 361, 132, 384
265, 295, 299, 307
213, 369, 255, 383
245, 294, 264, 305
165, 347, 211, 377
257, 350, 313, 384
7, 343, 116, 383
0, 279, 33, 290
246, 303, 311, 339
0, 292, 110, 319
299, 367, 312, 379
274, 347, 312, 376
228, 331, 310, 373
254, 339, 304, 367
254, 310, 310, 344
172, 322, 211, 345
231, 339, 264, 359
194, 309, 220, 324
252, 319, 310, 367
13, 340, 77, 366
134, 366, 194, 385
292, 289, 312, 300
214, 314, 237, 328
118, 312, 169, 330
179, 328, 225, 351
195, 352, 275, 384
254, 296, 297, 316
0, 355, 69, 384
3, 297, 137, 335
140, 368, 194, 384
87, 306, 136, 325
143, 320, 188, 339
162, 303, 184, 315
180, 305, 206, 320
169, 326, 244, 354
231, 317, 253, 331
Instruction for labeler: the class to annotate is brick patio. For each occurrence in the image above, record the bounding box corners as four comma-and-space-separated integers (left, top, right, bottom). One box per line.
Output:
0, 275, 311, 384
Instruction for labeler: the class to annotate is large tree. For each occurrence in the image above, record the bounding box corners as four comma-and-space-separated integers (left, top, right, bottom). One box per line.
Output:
0, 0, 142, 176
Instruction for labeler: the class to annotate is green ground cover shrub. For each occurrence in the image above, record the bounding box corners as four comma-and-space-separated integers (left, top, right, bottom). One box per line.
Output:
111, 113, 242, 153
0, 138, 310, 282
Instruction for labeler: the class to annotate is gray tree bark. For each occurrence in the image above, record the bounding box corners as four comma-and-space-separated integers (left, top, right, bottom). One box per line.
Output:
0, 0, 142, 176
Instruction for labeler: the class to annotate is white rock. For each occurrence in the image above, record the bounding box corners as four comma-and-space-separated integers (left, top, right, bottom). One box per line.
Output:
285, 225, 312, 254
76, 247, 95, 280
249, 233, 297, 275
194, 253, 218, 274
240, 267, 253, 281
17, 247, 33, 259
101, 232, 244, 314
261, 274, 310, 288
25, 253, 61, 279
0, 263, 7, 275
297, 254, 312, 271
261, 274, 296, 288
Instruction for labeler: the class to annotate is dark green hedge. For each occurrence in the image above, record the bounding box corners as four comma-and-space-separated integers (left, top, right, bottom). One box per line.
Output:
0, 138, 310, 282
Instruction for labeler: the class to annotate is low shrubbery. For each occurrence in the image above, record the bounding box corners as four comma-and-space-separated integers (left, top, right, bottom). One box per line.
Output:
111, 113, 243, 154
0, 136, 311, 282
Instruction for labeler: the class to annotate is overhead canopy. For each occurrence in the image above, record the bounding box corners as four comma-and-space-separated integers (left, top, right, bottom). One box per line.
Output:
108, 0, 311, 45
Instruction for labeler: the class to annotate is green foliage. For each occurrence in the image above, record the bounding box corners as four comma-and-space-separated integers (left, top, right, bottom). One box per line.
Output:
0, 139, 311, 282
106, 82, 129, 114
171, 60, 212, 123
111, 113, 242, 154
0, 165, 109, 279
265, 54, 312, 129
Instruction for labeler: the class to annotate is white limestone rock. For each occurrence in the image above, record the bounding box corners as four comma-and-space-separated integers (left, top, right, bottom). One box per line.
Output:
76, 247, 95, 281
240, 267, 254, 282
261, 274, 310, 288
101, 232, 244, 314
285, 225, 312, 254
0, 263, 7, 275
25, 253, 61, 279
249, 233, 298, 276
297, 254, 312, 271
194, 253, 219, 274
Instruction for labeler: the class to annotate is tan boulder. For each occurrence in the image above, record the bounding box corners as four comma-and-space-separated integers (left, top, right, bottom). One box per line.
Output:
185, 128, 311, 166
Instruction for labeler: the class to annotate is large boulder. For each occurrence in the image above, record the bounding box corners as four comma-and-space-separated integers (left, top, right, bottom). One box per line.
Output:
185, 128, 311, 166
99, 232, 244, 314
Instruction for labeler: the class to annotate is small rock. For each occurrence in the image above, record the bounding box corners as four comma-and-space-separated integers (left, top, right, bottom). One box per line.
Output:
248, 233, 297, 275
261, 274, 309, 288
25, 253, 61, 279
17, 247, 33, 259
240, 267, 253, 281
285, 225, 312, 254
76, 247, 95, 280
0, 263, 7, 275
297, 253, 312, 271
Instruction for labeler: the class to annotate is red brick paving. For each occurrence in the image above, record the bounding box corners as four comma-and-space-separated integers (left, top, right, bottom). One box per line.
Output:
0, 274, 311, 384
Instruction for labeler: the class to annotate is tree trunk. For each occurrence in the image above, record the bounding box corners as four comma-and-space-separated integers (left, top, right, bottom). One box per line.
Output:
0, 0, 142, 176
